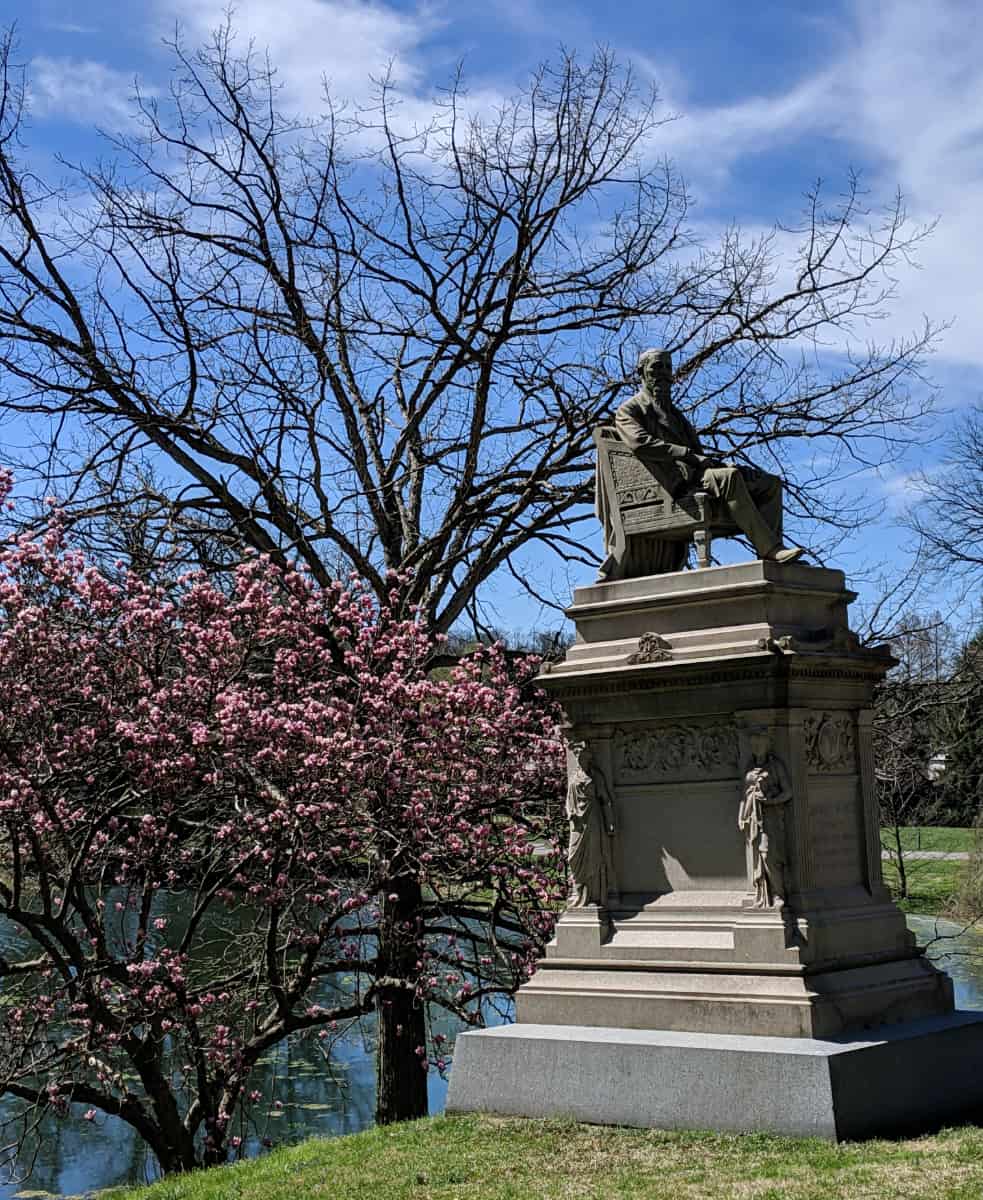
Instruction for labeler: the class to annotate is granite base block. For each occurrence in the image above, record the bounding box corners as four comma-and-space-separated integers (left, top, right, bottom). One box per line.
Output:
445, 1013, 983, 1141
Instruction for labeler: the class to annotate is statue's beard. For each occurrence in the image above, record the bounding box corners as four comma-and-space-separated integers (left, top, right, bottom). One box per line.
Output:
642, 375, 672, 407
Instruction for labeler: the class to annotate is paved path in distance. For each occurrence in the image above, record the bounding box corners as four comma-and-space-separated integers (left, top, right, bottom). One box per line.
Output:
880, 850, 971, 861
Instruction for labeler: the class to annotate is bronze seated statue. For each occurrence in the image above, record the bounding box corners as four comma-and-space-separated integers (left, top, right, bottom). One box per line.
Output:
596, 349, 803, 581
595, 423, 739, 576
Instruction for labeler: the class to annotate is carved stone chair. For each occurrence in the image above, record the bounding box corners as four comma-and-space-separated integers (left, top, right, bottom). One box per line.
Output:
594, 424, 741, 571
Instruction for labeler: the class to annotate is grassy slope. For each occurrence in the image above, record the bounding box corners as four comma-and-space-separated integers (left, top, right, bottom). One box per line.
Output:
882, 828, 976, 854
882, 856, 966, 915
102, 1115, 983, 1200
878, 826, 978, 916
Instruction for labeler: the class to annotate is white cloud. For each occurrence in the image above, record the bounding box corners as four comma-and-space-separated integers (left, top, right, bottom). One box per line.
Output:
867, 467, 921, 514
159, 0, 441, 116
43, 22, 99, 35
148, 0, 514, 156
630, 0, 983, 370
830, 1, 983, 369
637, 64, 838, 195
33, 2, 983, 369
29, 55, 143, 126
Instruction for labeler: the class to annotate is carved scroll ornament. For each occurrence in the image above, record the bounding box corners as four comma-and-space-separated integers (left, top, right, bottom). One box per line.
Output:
803, 712, 855, 772
627, 632, 673, 664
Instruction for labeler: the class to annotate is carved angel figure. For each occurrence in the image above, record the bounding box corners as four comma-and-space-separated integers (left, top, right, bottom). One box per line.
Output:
566, 741, 617, 907
738, 730, 793, 909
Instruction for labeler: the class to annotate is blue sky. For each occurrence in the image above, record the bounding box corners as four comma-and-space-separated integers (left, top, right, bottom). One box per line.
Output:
6, 0, 983, 633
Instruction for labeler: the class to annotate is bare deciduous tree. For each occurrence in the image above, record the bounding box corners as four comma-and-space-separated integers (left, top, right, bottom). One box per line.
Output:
0, 26, 939, 628
908, 403, 983, 588
873, 613, 964, 899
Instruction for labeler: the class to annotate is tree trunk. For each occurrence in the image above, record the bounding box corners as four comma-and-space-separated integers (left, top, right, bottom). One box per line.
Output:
893, 821, 909, 899
131, 1042, 200, 1174
144, 1114, 198, 1176
375, 875, 428, 1125
153, 1142, 200, 1176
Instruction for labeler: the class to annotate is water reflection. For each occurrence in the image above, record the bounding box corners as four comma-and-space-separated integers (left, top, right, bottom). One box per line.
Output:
0, 898, 512, 1200
2, 916, 981, 1198
907, 914, 983, 1009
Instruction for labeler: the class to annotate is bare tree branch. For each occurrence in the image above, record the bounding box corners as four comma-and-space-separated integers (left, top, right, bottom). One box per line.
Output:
0, 27, 940, 629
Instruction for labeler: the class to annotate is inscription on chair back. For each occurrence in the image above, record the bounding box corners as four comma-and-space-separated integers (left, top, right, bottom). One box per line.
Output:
609, 447, 664, 507
608, 448, 674, 533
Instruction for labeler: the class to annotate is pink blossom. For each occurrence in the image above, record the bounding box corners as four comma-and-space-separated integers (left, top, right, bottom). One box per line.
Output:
0, 499, 565, 1172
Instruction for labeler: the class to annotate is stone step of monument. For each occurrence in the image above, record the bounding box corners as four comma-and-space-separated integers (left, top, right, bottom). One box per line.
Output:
558, 634, 767, 670
516, 954, 954, 1039
542, 954, 808, 974
536, 559, 898, 684
601, 925, 794, 965
549, 944, 796, 967
549, 895, 918, 971
446, 1014, 983, 1140
556, 624, 855, 673
570, 559, 849, 609
542, 945, 922, 973
550, 897, 802, 966
617, 889, 749, 909
609, 926, 735, 950
553, 895, 755, 920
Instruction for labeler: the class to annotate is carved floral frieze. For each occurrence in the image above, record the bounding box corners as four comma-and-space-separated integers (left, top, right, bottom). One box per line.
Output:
803, 711, 855, 772
615, 721, 739, 782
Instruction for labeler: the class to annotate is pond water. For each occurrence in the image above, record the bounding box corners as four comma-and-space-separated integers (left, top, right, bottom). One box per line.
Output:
0, 900, 512, 1200
3, 915, 983, 1199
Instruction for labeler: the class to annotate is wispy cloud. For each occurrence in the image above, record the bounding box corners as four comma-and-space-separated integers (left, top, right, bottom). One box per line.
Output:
630, 0, 983, 369
43, 22, 99, 35
28, 56, 145, 126
153, 0, 510, 159
635, 62, 838, 193
30, 0, 983, 369
162, 0, 442, 116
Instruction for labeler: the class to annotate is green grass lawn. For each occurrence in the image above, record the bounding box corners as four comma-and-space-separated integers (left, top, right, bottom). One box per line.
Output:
882, 855, 966, 915
101, 1114, 983, 1200
881, 827, 976, 854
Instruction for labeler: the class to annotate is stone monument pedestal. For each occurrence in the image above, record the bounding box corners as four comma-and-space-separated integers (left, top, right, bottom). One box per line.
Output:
447, 1015, 983, 1140
446, 562, 983, 1139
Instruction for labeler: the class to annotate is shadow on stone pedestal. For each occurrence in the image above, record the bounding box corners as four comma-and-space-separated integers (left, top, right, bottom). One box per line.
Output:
448, 562, 983, 1139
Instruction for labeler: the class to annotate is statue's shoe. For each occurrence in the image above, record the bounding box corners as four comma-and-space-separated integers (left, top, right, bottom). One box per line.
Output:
764, 545, 805, 564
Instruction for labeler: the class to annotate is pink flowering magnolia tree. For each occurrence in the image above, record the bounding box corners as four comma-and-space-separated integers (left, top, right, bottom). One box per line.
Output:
0, 470, 565, 1175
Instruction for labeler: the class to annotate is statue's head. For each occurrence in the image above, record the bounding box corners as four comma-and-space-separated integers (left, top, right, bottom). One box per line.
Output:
571, 739, 593, 768
748, 728, 771, 761
637, 348, 672, 395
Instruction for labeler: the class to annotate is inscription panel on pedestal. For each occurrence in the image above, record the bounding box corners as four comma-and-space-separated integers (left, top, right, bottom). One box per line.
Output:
615, 780, 746, 895
612, 719, 744, 895
807, 778, 866, 888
